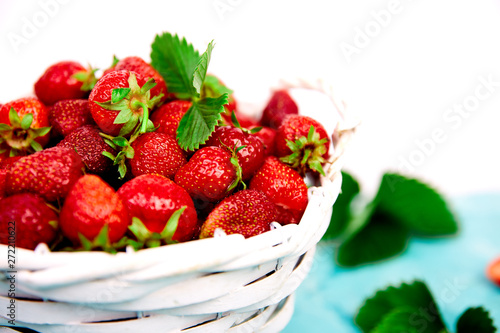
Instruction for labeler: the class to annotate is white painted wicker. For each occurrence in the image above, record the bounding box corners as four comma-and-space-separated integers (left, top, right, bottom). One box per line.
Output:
0, 79, 357, 333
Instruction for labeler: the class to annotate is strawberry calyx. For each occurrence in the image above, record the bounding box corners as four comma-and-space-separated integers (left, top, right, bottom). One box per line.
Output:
99, 133, 135, 179
127, 207, 185, 249
220, 140, 246, 192
0, 108, 51, 156
230, 111, 262, 135
95, 72, 162, 137
72, 64, 99, 92
280, 125, 329, 177
60, 224, 126, 253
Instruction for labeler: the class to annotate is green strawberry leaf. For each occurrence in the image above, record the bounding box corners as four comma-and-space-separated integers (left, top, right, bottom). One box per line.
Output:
111, 88, 131, 103
193, 40, 214, 96
336, 206, 409, 267
375, 173, 459, 236
456, 307, 497, 333
0, 123, 11, 131
160, 206, 185, 244
203, 74, 234, 98
176, 94, 228, 150
150, 32, 200, 98
355, 280, 447, 333
8, 108, 22, 127
20, 113, 33, 130
323, 171, 360, 240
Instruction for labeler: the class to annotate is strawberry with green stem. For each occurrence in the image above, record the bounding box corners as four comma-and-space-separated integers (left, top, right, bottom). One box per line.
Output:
0, 97, 51, 158
275, 115, 330, 176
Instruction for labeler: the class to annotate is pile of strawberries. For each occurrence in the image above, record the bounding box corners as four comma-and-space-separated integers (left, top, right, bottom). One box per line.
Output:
0, 33, 332, 252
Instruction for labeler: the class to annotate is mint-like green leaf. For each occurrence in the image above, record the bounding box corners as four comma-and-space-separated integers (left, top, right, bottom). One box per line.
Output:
150, 32, 200, 97
355, 280, 447, 333
336, 208, 409, 267
111, 88, 131, 103
323, 171, 361, 240
193, 40, 214, 96
456, 307, 497, 333
176, 94, 228, 151
375, 173, 459, 236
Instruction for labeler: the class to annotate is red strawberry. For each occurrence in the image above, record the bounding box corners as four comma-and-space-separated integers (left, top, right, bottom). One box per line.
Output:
57, 125, 115, 174
49, 99, 95, 137
275, 115, 330, 176
0, 193, 58, 250
203, 126, 264, 181
117, 174, 198, 243
59, 174, 130, 246
34, 61, 97, 105
0, 97, 51, 156
150, 100, 192, 139
0, 169, 6, 199
5, 146, 84, 202
89, 70, 162, 137
0, 156, 21, 170
249, 156, 308, 225
174, 146, 239, 205
113, 56, 173, 102
128, 132, 187, 179
252, 126, 277, 157
260, 90, 299, 129
199, 189, 277, 239
487, 257, 500, 287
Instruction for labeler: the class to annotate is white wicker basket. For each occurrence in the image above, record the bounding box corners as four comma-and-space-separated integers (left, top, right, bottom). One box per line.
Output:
0, 79, 357, 333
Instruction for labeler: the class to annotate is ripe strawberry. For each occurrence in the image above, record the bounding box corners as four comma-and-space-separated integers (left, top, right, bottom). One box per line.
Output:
59, 174, 130, 246
0, 156, 21, 170
89, 70, 162, 137
0, 169, 6, 199
487, 257, 500, 287
128, 132, 187, 179
203, 126, 264, 181
49, 99, 95, 137
249, 156, 308, 225
260, 90, 299, 129
117, 174, 198, 243
0, 97, 51, 156
34, 61, 97, 105
113, 56, 173, 102
199, 189, 277, 239
5, 146, 84, 202
275, 115, 330, 176
0, 193, 58, 250
252, 126, 277, 157
150, 100, 192, 139
174, 146, 239, 205
57, 125, 115, 174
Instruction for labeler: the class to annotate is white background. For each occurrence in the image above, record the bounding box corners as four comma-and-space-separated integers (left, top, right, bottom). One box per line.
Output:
1, 0, 499, 198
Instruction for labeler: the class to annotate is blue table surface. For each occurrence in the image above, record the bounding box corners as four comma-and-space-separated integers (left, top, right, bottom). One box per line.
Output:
283, 192, 500, 332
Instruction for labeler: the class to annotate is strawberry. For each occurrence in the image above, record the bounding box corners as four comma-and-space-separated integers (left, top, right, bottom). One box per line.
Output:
487, 257, 500, 287
252, 126, 277, 157
174, 146, 239, 206
5, 146, 84, 202
57, 125, 115, 174
89, 70, 162, 137
0, 156, 21, 170
260, 89, 299, 129
0, 193, 58, 250
199, 189, 277, 239
113, 56, 173, 102
249, 156, 308, 225
34, 61, 97, 105
0, 97, 51, 156
203, 126, 264, 181
117, 174, 198, 243
49, 99, 95, 137
150, 100, 192, 139
128, 132, 187, 179
0, 169, 6, 199
59, 174, 130, 247
275, 115, 330, 176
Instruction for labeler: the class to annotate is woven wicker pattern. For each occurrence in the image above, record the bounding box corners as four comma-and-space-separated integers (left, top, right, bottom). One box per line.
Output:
0, 79, 357, 332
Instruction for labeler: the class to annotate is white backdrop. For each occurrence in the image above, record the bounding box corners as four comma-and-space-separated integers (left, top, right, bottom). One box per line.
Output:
1, 0, 499, 197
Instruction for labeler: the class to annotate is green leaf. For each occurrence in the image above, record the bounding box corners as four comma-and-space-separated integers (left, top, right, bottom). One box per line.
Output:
111, 88, 131, 103
375, 173, 459, 236
33, 126, 51, 137
355, 280, 447, 333
193, 40, 214, 96
160, 206, 185, 244
20, 113, 33, 130
113, 108, 133, 125
8, 108, 21, 127
176, 94, 228, 151
140, 78, 157, 95
323, 171, 361, 240
112, 136, 129, 147
0, 123, 11, 131
30, 140, 43, 152
456, 307, 497, 333
336, 209, 409, 267
150, 32, 200, 97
